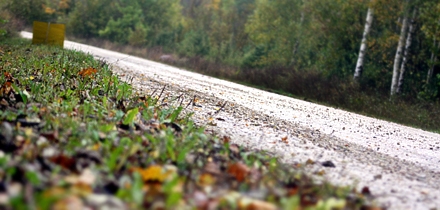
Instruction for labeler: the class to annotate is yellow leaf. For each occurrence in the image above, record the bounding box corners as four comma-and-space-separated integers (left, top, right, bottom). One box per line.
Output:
133, 165, 168, 182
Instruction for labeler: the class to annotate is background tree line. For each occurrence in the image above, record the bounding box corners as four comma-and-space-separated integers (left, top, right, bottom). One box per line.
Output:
1, 0, 440, 102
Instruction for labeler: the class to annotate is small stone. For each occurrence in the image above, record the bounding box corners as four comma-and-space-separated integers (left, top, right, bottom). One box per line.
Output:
0, 122, 13, 143
321, 161, 336, 168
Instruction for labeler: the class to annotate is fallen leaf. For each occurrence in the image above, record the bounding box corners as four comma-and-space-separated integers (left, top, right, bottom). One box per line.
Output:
132, 165, 169, 183
3, 72, 13, 80
198, 173, 216, 187
227, 162, 249, 182
222, 136, 231, 144
78, 67, 98, 78
0, 81, 13, 96
49, 154, 77, 172
306, 159, 315, 165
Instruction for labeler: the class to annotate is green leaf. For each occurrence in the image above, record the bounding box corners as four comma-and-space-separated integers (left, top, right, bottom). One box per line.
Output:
170, 106, 183, 122
25, 171, 40, 185
107, 146, 124, 171
123, 107, 139, 125
281, 195, 300, 210
164, 176, 182, 208
131, 172, 144, 206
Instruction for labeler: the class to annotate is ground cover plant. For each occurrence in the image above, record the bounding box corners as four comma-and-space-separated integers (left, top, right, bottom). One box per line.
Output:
0, 38, 375, 209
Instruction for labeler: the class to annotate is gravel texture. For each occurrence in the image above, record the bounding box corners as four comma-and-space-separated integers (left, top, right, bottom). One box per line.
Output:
21, 32, 440, 209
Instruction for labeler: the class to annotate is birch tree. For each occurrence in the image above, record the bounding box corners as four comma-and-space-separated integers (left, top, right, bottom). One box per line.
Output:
391, 12, 409, 95
426, 42, 439, 84
426, 20, 439, 85
353, 3, 374, 81
417, 1, 439, 86
396, 9, 417, 94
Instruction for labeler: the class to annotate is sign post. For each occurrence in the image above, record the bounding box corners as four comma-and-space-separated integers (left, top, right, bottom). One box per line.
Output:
32, 21, 65, 48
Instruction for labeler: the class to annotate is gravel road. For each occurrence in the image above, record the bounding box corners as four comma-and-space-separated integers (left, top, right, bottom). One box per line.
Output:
21, 32, 440, 209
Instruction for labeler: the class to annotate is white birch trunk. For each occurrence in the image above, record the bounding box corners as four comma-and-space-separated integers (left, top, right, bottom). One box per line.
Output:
290, 11, 305, 66
353, 6, 374, 80
426, 43, 439, 84
427, 21, 440, 85
390, 16, 409, 95
396, 9, 417, 94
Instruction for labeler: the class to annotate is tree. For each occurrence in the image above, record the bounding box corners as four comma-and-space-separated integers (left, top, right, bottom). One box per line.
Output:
420, 1, 440, 85
99, 2, 146, 44
390, 3, 410, 96
245, 0, 306, 67
353, 1, 374, 81
396, 9, 417, 94
67, 0, 115, 38
4, 0, 52, 24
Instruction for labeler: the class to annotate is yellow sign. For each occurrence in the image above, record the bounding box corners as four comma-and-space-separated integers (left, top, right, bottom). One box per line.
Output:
32, 21, 65, 48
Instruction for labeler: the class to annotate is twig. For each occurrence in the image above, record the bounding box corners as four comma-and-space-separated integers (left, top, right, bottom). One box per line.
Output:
213, 101, 228, 116
150, 88, 158, 98
184, 95, 195, 110
179, 94, 185, 107
153, 85, 166, 106
157, 85, 166, 101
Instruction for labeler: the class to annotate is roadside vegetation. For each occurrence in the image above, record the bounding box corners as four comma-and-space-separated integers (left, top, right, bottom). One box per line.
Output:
0, 38, 376, 209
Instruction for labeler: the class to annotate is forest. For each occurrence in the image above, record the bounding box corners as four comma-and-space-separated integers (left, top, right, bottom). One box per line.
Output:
1, 0, 440, 128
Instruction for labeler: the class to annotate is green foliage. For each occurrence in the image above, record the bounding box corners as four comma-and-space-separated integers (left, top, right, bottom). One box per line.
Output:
67, 0, 115, 38
241, 44, 268, 68
178, 30, 211, 57
0, 18, 7, 37
99, 3, 146, 44
128, 22, 149, 46
67, 0, 184, 46
3, 0, 53, 24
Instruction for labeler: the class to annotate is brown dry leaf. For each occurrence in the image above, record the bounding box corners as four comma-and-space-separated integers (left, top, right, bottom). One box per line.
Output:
306, 159, 315, 165
40, 130, 59, 142
4, 72, 13, 80
78, 67, 98, 78
0, 81, 13, 96
227, 162, 249, 182
281, 136, 288, 144
222, 136, 231, 144
287, 186, 299, 196
49, 155, 77, 172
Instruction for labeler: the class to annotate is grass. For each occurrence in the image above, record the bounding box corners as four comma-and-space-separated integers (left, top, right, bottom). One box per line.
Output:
65, 35, 440, 133
0, 38, 377, 209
